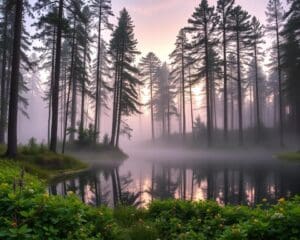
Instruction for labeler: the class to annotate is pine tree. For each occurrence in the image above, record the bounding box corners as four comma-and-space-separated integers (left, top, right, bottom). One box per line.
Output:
282, 0, 300, 137
0, 0, 31, 145
249, 17, 265, 143
217, 0, 235, 142
0, 0, 10, 144
62, 0, 90, 152
32, 6, 58, 145
91, 0, 113, 143
170, 29, 188, 139
6, 0, 24, 157
266, 0, 285, 146
79, 6, 93, 135
153, 63, 176, 137
188, 0, 218, 147
109, 9, 142, 147
228, 5, 251, 146
139, 52, 161, 142
51, 0, 63, 152
90, 39, 112, 141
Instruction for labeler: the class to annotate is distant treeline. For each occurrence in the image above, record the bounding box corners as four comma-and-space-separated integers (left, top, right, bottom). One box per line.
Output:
0, 0, 299, 157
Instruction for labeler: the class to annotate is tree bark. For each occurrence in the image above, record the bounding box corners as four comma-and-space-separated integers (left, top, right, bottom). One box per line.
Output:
236, 27, 244, 146
50, 0, 64, 152
6, 0, 23, 157
181, 34, 186, 139
0, 5, 8, 144
204, 13, 212, 147
222, 12, 228, 142
274, 0, 284, 147
254, 41, 261, 143
94, 6, 102, 143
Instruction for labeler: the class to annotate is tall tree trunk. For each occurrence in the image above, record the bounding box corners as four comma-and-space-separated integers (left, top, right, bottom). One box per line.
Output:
62, 25, 76, 154
231, 88, 234, 131
204, 16, 212, 147
50, 0, 64, 152
6, 0, 23, 158
70, 18, 77, 142
48, 28, 56, 145
80, 35, 87, 132
162, 109, 166, 137
115, 44, 125, 147
110, 51, 120, 146
254, 42, 261, 143
249, 83, 253, 128
0, 6, 8, 144
70, 68, 77, 142
189, 66, 194, 139
222, 15, 228, 142
150, 64, 155, 142
167, 85, 171, 137
275, 0, 284, 147
178, 92, 182, 135
62, 66, 72, 154
236, 29, 244, 146
115, 72, 123, 147
94, 7, 102, 143
181, 38, 186, 139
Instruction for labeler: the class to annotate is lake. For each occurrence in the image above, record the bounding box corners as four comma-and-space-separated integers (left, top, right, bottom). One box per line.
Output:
49, 147, 300, 207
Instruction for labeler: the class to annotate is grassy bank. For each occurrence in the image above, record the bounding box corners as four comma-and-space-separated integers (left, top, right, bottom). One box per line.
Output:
0, 143, 88, 180
0, 161, 300, 240
277, 151, 300, 161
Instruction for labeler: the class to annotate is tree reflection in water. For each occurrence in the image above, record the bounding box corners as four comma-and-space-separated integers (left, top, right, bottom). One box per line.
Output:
49, 158, 300, 207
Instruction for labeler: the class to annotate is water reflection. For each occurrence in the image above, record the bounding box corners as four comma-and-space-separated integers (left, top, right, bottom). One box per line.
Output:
49, 155, 300, 207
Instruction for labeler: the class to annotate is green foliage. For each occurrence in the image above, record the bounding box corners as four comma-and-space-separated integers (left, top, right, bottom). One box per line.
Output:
147, 199, 300, 240
0, 161, 114, 239
0, 161, 300, 239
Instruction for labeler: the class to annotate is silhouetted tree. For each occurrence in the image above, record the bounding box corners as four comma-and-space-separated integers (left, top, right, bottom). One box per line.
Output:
266, 0, 285, 146
217, 0, 235, 141
249, 17, 265, 143
228, 6, 251, 146
139, 52, 161, 142
188, 0, 218, 147
170, 29, 188, 139
110, 9, 142, 147
282, 0, 300, 138
90, 0, 113, 143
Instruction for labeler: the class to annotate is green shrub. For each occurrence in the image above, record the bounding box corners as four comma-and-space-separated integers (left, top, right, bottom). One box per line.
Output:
0, 161, 114, 239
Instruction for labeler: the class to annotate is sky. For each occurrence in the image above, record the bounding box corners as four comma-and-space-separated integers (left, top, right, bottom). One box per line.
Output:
111, 0, 270, 62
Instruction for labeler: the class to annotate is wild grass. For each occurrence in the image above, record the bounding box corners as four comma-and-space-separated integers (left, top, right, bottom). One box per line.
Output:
0, 139, 88, 180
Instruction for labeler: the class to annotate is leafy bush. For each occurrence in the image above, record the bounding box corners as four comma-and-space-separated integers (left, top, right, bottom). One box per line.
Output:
0, 161, 115, 239
147, 199, 300, 240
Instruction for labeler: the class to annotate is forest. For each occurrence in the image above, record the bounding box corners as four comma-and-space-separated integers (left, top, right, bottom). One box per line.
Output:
0, 0, 300, 239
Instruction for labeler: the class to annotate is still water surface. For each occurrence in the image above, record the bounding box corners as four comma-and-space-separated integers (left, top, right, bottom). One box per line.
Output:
49, 148, 300, 207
